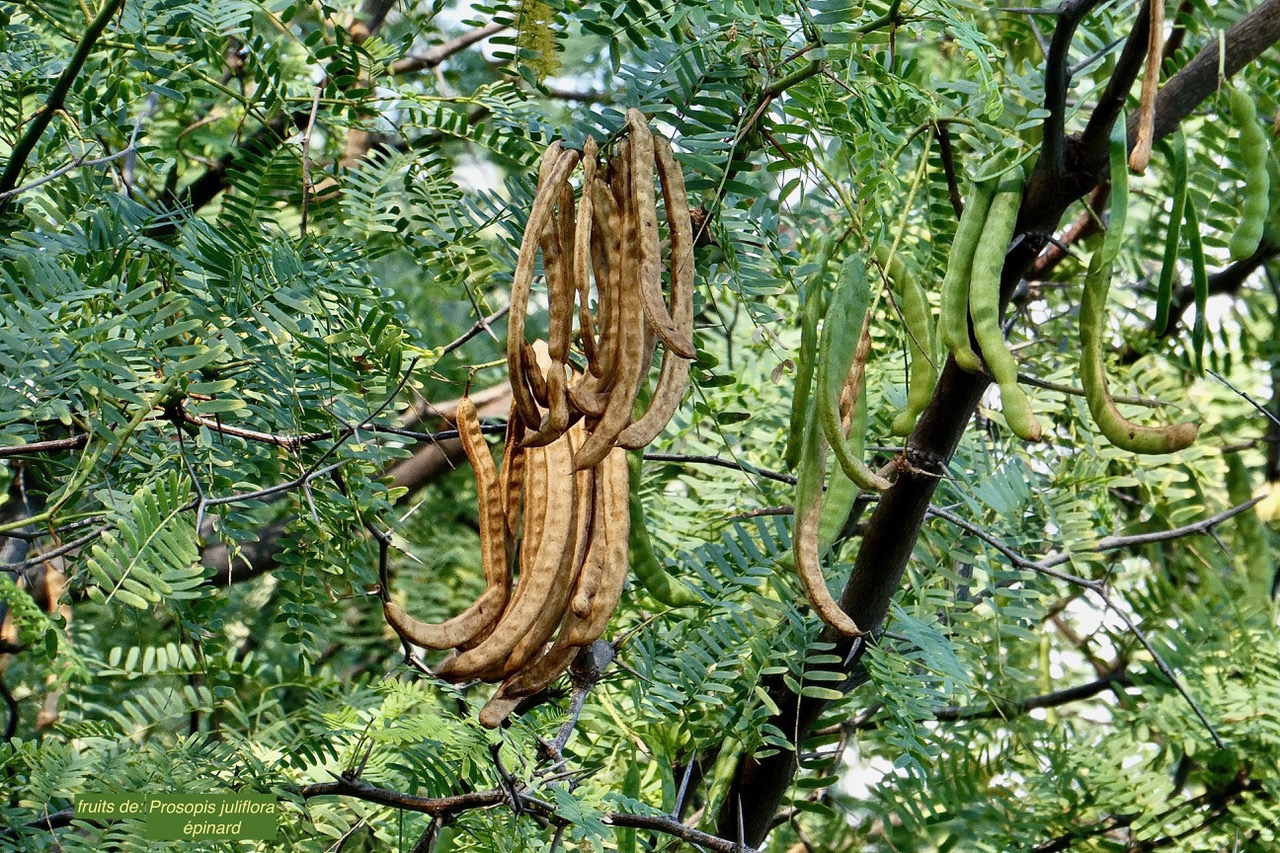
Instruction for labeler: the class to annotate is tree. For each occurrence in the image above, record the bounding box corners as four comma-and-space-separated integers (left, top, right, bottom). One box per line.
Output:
3, 0, 1280, 849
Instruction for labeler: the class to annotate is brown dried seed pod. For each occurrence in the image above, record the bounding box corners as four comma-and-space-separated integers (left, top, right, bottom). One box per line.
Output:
523, 340, 572, 447
575, 137, 600, 366
626, 109, 696, 360
793, 415, 865, 637
569, 462, 612, 617
520, 342, 550, 408
567, 381, 610, 418
434, 428, 579, 682
589, 174, 624, 385
571, 204, 649, 469
509, 143, 580, 429
566, 446, 631, 645
546, 182, 576, 364
502, 422, 594, 675
499, 401, 526, 549
524, 363, 571, 447
565, 172, 627, 417
618, 136, 695, 448
482, 450, 629, 724
383, 399, 510, 649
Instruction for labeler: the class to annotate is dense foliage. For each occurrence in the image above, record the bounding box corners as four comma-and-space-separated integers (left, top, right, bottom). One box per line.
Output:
2, 0, 1280, 850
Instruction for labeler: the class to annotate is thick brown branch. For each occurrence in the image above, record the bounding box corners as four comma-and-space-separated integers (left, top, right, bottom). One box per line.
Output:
1042, 0, 1108, 180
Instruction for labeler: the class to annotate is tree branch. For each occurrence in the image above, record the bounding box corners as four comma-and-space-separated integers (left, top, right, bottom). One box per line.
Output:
390, 24, 508, 76
299, 777, 759, 853
0, 0, 127, 214
849, 665, 1130, 730
1042, 0, 1107, 181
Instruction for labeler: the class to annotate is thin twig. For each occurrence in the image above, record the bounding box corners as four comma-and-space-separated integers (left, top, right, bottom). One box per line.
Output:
642, 453, 796, 485
1036, 498, 1263, 569
178, 402, 332, 450
1017, 372, 1164, 408
298, 778, 760, 853
846, 665, 1130, 730
1091, 587, 1224, 748
1208, 370, 1280, 429
440, 305, 511, 358
300, 84, 323, 238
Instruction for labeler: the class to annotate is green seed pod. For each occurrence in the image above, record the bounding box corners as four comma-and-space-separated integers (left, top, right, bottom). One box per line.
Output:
627, 452, 700, 607
876, 247, 936, 437
1154, 130, 1188, 336
785, 234, 840, 469
1263, 150, 1280, 243
940, 178, 997, 373
817, 381, 869, 550
968, 169, 1041, 441
1228, 85, 1270, 261
816, 256, 890, 492
1079, 251, 1198, 454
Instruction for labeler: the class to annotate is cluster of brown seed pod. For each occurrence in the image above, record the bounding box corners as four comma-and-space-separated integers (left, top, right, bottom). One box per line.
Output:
508, 108, 696, 463
383, 111, 695, 728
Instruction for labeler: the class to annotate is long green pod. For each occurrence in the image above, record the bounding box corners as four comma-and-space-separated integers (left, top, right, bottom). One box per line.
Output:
968, 169, 1041, 441
817, 380, 869, 551
1100, 114, 1128, 268
785, 233, 840, 469
940, 178, 997, 373
1079, 251, 1198, 454
877, 247, 936, 436
1184, 191, 1209, 373
1228, 86, 1270, 261
1265, 150, 1280, 242
1154, 130, 1188, 335
816, 256, 890, 491
627, 451, 700, 607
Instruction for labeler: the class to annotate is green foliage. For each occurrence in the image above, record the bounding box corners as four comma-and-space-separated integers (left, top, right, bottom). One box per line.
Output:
2, 0, 1280, 851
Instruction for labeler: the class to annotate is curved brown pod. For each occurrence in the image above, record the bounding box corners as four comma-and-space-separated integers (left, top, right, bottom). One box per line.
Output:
571, 192, 649, 469
503, 423, 594, 675
618, 136, 695, 448
566, 446, 631, 645
434, 428, 579, 682
545, 187, 575, 364
383, 398, 510, 649
625, 109, 696, 360
508, 143, 580, 429
575, 137, 600, 367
